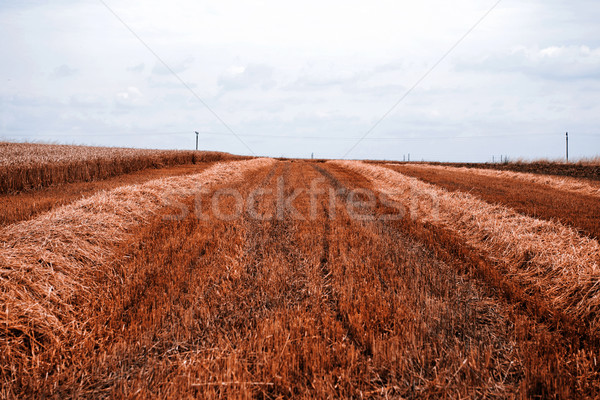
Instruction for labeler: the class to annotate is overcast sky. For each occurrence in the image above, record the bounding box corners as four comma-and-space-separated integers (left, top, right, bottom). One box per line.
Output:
1, 0, 599, 161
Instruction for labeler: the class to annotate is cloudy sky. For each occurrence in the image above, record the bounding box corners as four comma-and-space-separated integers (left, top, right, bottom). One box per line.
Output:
1, 0, 599, 161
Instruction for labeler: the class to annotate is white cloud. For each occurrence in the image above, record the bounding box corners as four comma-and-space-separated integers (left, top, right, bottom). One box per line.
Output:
127, 63, 145, 73
116, 86, 143, 103
1, 0, 600, 160
50, 64, 78, 79
152, 57, 194, 76
218, 64, 275, 91
462, 45, 600, 80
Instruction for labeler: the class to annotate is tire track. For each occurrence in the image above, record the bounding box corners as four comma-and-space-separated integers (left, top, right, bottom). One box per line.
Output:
311, 164, 374, 357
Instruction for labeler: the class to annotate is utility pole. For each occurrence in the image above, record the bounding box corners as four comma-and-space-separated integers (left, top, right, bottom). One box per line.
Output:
195, 131, 199, 151
565, 132, 569, 162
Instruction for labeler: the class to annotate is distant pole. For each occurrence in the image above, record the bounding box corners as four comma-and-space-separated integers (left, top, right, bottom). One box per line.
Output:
195, 131, 199, 151
311, 152, 314, 159
565, 132, 568, 162
408, 153, 410, 162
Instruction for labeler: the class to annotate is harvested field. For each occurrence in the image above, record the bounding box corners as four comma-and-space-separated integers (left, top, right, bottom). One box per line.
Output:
335, 161, 600, 335
2, 152, 600, 398
385, 163, 600, 239
387, 163, 600, 197
1, 157, 274, 366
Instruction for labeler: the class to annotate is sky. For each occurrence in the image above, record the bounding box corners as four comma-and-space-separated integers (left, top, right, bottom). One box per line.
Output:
1, 0, 599, 161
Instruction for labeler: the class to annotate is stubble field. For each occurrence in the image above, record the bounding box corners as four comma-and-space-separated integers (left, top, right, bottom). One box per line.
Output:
1, 143, 600, 398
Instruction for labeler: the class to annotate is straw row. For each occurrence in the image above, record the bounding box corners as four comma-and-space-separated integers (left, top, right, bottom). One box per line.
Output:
334, 160, 600, 332
389, 163, 600, 198
0, 158, 275, 349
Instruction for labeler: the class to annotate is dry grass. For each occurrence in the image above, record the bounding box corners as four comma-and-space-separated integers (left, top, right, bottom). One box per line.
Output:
334, 160, 600, 334
0, 157, 275, 383
0, 142, 245, 193
578, 156, 600, 165
395, 163, 600, 198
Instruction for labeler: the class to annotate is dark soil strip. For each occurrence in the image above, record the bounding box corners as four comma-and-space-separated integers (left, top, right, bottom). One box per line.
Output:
386, 163, 600, 240
376, 161, 600, 181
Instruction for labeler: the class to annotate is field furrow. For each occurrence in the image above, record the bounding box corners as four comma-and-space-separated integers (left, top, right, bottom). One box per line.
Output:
389, 163, 600, 197
334, 161, 600, 336
415, 160, 600, 182
385, 163, 600, 239
0, 157, 275, 394
324, 162, 600, 398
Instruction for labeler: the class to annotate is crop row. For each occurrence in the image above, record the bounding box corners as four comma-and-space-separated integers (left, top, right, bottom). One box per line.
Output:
432, 159, 600, 181
389, 162, 600, 198
333, 160, 600, 336
0, 142, 245, 193
0, 157, 275, 385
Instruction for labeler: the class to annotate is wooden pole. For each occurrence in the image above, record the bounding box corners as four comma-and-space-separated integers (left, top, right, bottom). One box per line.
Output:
195, 131, 199, 151
565, 132, 568, 162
